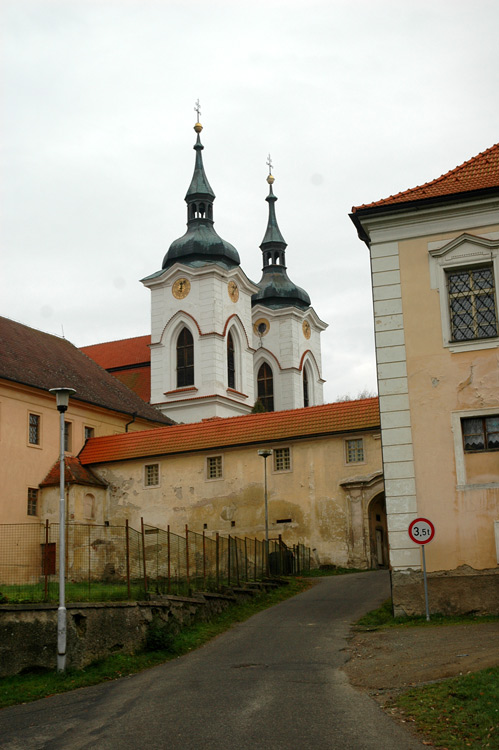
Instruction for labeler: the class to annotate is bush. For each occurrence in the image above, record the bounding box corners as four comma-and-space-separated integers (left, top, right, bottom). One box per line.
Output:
145, 619, 176, 652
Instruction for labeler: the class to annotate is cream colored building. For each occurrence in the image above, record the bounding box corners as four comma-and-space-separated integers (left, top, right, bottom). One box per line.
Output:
351, 144, 499, 614
0, 316, 172, 527
71, 400, 385, 568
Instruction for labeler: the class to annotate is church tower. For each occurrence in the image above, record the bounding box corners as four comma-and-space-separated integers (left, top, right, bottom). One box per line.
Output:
251, 166, 327, 411
142, 114, 258, 423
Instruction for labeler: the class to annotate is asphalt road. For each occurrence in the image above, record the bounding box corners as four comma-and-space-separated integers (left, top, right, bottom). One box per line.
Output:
0, 571, 425, 749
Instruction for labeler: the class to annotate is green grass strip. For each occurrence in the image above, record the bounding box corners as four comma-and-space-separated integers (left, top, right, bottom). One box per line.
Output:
395, 667, 499, 749
355, 599, 499, 631
0, 578, 310, 710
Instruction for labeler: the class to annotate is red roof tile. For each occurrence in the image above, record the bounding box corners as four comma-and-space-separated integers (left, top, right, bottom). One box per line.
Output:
79, 398, 380, 465
40, 456, 107, 487
352, 143, 499, 213
110, 367, 151, 402
81, 335, 151, 369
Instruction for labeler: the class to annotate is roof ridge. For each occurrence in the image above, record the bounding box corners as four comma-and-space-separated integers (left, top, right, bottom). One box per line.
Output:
81, 333, 150, 349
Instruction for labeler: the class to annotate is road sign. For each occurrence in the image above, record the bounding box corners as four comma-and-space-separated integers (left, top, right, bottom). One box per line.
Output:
408, 517, 435, 545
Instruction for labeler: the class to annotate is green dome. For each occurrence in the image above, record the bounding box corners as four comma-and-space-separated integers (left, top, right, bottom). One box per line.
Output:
252, 266, 310, 309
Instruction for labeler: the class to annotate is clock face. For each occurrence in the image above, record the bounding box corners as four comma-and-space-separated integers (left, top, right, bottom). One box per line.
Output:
172, 278, 191, 299
228, 280, 239, 302
302, 320, 311, 339
254, 318, 270, 337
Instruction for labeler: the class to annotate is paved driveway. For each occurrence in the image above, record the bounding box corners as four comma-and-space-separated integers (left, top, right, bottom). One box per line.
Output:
0, 571, 425, 749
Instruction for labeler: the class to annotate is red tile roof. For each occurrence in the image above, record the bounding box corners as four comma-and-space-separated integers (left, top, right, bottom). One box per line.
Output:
81, 335, 151, 369
110, 367, 151, 402
79, 398, 380, 465
0, 317, 172, 425
352, 142, 499, 213
40, 456, 107, 487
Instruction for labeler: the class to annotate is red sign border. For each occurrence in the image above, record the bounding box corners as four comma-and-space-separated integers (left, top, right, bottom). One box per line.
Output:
408, 517, 435, 545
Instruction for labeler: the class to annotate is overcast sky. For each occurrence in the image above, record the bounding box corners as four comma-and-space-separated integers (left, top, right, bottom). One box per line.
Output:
3, 0, 499, 404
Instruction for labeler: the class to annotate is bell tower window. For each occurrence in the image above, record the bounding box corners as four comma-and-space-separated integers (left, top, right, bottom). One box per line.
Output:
227, 331, 235, 389
257, 362, 274, 412
177, 327, 194, 387
303, 368, 309, 407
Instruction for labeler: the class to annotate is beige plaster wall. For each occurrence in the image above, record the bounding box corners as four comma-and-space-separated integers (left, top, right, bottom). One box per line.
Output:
397, 226, 499, 573
0, 380, 162, 526
92, 431, 383, 567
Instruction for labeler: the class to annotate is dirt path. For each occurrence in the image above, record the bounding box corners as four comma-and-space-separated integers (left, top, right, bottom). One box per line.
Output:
343, 621, 499, 706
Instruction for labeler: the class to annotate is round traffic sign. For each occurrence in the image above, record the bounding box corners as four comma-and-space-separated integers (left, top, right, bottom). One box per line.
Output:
408, 517, 435, 545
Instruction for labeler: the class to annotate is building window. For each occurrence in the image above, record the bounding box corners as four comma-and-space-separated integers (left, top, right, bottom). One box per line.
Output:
64, 421, 72, 452
145, 463, 160, 487
303, 369, 309, 407
462, 416, 499, 452
227, 332, 235, 389
207, 455, 223, 479
447, 266, 497, 342
346, 438, 364, 463
176, 327, 194, 387
84, 426, 95, 440
257, 362, 274, 412
27, 488, 38, 516
273, 447, 291, 472
28, 413, 40, 445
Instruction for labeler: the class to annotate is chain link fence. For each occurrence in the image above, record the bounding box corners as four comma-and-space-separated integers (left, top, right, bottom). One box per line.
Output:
0, 521, 311, 603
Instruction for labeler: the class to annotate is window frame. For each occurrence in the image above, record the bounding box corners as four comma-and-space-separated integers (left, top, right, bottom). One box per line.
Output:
84, 425, 95, 441
428, 233, 499, 353
345, 438, 365, 464
452, 407, 499, 489
27, 487, 38, 516
176, 327, 194, 388
461, 415, 499, 453
257, 361, 274, 412
206, 454, 223, 481
446, 265, 497, 343
28, 412, 41, 447
64, 420, 72, 453
272, 447, 292, 473
144, 463, 160, 488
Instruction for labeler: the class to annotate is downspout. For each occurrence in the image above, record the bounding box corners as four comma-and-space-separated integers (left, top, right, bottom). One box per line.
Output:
125, 412, 137, 433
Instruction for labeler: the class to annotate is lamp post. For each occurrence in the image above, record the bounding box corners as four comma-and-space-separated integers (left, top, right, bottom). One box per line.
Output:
49, 387, 76, 672
258, 449, 272, 576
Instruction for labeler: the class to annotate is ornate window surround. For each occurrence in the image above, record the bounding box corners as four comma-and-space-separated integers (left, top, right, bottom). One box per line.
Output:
428, 232, 499, 353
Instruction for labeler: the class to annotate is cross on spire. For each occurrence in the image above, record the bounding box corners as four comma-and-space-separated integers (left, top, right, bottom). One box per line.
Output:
194, 99, 201, 122
266, 153, 273, 175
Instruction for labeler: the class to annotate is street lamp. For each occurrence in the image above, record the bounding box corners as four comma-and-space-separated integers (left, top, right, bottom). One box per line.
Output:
258, 449, 273, 576
49, 387, 76, 672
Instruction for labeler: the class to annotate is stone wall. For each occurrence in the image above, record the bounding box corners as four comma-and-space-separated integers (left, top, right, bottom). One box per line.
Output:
392, 566, 499, 616
0, 586, 262, 677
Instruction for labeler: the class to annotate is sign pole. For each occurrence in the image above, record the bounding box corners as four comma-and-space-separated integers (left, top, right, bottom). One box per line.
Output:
421, 544, 430, 622
408, 517, 435, 623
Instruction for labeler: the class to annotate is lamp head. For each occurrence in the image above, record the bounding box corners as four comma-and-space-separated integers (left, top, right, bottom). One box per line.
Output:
258, 449, 273, 458
49, 387, 76, 412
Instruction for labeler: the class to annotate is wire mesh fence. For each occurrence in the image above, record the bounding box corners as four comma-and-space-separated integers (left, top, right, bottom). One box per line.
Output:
0, 521, 311, 603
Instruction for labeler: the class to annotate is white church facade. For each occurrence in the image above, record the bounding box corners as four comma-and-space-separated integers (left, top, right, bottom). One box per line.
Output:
139, 119, 327, 423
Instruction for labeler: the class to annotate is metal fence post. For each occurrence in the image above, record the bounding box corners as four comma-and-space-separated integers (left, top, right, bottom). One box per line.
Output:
227, 535, 231, 587
140, 517, 148, 597
244, 537, 248, 582
254, 537, 257, 581
185, 524, 190, 591
125, 519, 131, 600
167, 524, 171, 594
216, 532, 220, 590
235, 538, 240, 587
202, 529, 206, 589
44, 519, 49, 600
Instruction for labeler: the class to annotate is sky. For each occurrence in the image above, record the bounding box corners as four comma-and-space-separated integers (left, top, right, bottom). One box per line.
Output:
3, 0, 499, 404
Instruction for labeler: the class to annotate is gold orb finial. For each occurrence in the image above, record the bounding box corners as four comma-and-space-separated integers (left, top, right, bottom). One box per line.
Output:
194, 122, 203, 133
267, 174, 275, 184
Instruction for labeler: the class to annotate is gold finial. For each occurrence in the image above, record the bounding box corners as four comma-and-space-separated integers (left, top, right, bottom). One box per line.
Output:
266, 153, 275, 184
194, 99, 203, 133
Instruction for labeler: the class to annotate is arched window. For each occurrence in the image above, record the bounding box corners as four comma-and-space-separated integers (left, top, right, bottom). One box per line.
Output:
227, 331, 235, 389
257, 362, 274, 412
303, 368, 309, 407
176, 327, 194, 387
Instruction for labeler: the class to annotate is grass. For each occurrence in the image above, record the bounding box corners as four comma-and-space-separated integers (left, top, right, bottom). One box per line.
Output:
0, 577, 311, 709
395, 667, 499, 749
354, 599, 499, 631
